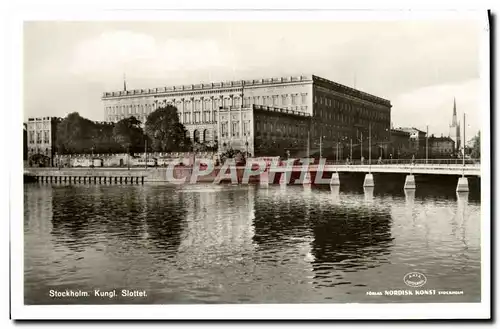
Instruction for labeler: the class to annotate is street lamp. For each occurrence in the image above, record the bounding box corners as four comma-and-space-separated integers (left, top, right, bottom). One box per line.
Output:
463, 112, 466, 169
357, 130, 364, 164
127, 145, 130, 170
144, 133, 148, 169
425, 124, 429, 164
368, 123, 372, 168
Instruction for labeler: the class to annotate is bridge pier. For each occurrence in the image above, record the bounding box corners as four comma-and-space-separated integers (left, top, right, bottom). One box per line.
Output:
330, 172, 340, 186
404, 175, 416, 189
456, 177, 469, 192
363, 173, 374, 187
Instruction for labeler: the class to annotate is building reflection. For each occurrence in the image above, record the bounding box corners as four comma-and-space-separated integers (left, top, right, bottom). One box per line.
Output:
253, 187, 393, 289
50, 185, 188, 254
308, 202, 393, 287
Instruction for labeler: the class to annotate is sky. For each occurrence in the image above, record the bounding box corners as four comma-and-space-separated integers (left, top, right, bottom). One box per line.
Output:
23, 19, 484, 139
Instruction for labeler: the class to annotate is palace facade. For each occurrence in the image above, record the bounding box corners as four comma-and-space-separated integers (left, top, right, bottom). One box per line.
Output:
102, 74, 392, 157
26, 117, 61, 166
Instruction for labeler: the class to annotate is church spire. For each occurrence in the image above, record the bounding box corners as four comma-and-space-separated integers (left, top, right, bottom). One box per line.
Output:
123, 73, 127, 92
451, 97, 457, 126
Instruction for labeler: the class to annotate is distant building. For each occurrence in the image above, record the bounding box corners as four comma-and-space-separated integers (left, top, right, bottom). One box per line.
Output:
23, 123, 27, 161
102, 74, 392, 158
449, 98, 461, 154
397, 127, 427, 157
390, 128, 411, 158
26, 117, 61, 166
429, 135, 455, 158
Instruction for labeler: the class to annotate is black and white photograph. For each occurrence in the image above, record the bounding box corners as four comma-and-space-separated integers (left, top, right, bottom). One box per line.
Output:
9, 7, 491, 321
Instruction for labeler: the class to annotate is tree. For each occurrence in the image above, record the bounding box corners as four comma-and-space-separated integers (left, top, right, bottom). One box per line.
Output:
56, 112, 123, 155
112, 116, 144, 154
56, 112, 97, 154
470, 131, 480, 158
93, 122, 122, 154
144, 105, 192, 152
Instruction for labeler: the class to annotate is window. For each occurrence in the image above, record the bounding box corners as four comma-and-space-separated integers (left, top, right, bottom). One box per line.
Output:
301, 94, 307, 104
221, 123, 228, 137
292, 95, 297, 105
232, 122, 239, 137
244, 121, 250, 136
29, 131, 34, 143
272, 95, 278, 106
43, 131, 49, 143
282, 95, 288, 106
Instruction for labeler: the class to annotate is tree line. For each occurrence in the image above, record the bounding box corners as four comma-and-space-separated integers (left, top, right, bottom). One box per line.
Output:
55, 105, 194, 155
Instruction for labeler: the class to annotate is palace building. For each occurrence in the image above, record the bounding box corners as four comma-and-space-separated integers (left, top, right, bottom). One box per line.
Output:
26, 117, 61, 166
102, 75, 392, 157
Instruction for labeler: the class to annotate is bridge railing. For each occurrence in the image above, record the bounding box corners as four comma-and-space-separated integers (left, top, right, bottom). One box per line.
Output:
324, 158, 481, 166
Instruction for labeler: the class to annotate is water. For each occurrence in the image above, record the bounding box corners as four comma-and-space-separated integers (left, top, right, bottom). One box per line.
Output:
24, 178, 481, 304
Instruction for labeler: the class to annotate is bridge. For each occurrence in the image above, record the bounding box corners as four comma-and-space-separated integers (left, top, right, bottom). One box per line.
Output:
266, 158, 481, 192
271, 163, 480, 177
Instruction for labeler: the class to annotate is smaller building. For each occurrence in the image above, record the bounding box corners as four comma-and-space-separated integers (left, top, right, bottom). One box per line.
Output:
397, 127, 427, 157
429, 135, 455, 158
26, 117, 61, 166
389, 128, 411, 158
23, 124, 27, 162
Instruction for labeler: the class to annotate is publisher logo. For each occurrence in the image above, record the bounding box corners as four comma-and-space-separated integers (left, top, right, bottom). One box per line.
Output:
403, 272, 427, 288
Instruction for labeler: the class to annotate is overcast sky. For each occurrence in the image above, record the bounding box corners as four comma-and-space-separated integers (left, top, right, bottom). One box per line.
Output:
24, 19, 484, 139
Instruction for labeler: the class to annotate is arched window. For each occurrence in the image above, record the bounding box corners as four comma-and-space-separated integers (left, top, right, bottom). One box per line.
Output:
193, 130, 200, 143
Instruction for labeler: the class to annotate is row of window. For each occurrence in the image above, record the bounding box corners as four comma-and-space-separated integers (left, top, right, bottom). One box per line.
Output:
220, 122, 251, 138
191, 129, 217, 143
28, 131, 50, 144
105, 94, 310, 116
314, 95, 390, 122
255, 121, 308, 138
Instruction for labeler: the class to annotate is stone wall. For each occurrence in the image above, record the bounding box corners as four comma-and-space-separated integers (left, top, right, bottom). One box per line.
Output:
55, 152, 218, 168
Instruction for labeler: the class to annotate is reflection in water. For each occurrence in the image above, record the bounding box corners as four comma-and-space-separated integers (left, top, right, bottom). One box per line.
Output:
404, 189, 415, 205
24, 181, 481, 304
364, 187, 374, 202
330, 185, 340, 204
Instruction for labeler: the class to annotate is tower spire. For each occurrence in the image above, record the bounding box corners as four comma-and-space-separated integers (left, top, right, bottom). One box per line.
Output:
452, 97, 457, 126
123, 73, 127, 92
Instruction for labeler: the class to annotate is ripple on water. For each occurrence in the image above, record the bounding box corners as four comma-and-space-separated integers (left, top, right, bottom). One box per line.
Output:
24, 183, 481, 304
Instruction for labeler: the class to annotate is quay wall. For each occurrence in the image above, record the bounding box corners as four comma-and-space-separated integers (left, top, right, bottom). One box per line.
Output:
24, 167, 262, 183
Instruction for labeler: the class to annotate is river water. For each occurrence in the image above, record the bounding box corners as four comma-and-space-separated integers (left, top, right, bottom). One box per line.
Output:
24, 177, 481, 304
